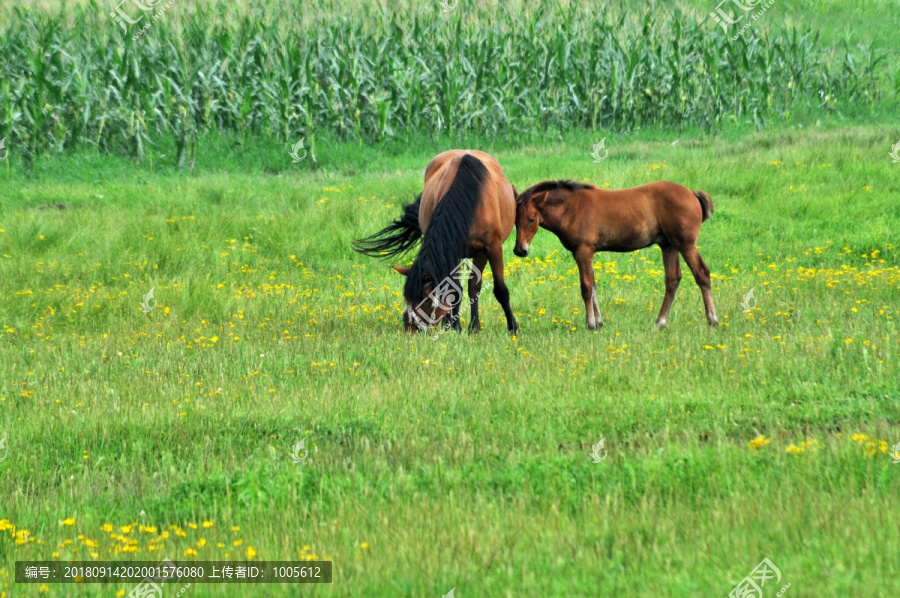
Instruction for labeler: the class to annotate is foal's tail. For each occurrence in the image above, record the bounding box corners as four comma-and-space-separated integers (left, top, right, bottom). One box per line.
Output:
352, 195, 423, 258
693, 190, 714, 222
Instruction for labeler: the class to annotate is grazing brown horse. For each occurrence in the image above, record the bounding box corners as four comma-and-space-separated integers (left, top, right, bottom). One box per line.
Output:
514, 180, 718, 330
354, 150, 519, 334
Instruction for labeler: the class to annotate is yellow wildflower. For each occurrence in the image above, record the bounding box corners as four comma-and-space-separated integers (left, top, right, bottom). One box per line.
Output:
749, 435, 771, 450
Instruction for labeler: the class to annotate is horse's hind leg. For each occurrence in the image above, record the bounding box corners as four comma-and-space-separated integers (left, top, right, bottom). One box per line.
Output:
680, 243, 718, 327
575, 247, 602, 330
656, 245, 682, 328
487, 244, 519, 334
468, 254, 488, 333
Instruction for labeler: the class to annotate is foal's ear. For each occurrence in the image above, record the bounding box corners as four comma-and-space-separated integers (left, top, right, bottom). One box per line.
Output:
512, 185, 519, 201
392, 265, 410, 276
530, 191, 549, 209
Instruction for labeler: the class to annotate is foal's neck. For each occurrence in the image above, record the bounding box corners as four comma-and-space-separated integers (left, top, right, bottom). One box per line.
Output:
538, 196, 569, 235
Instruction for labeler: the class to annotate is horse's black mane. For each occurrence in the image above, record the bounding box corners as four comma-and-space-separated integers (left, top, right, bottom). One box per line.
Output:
516, 180, 596, 205
404, 154, 488, 306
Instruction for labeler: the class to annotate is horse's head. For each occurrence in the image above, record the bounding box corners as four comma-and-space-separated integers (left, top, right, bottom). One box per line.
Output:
514, 190, 546, 258
392, 265, 454, 333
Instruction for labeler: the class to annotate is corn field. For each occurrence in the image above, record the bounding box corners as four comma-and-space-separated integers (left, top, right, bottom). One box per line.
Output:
0, 0, 883, 169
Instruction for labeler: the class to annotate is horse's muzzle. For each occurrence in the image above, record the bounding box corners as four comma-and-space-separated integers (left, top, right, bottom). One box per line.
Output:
513, 246, 529, 257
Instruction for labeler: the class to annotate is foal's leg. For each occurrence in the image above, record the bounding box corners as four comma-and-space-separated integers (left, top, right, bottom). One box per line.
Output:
467, 254, 488, 333
655, 245, 682, 328
575, 247, 602, 330
487, 243, 519, 334
680, 243, 718, 327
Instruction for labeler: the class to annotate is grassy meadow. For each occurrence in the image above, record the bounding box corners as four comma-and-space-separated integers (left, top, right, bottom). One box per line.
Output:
2, 125, 899, 596
1, 0, 900, 597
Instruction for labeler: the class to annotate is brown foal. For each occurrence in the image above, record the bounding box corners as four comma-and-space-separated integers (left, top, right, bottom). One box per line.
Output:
513, 180, 718, 330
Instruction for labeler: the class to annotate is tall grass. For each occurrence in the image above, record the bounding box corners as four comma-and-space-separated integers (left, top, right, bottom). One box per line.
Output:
0, 0, 884, 169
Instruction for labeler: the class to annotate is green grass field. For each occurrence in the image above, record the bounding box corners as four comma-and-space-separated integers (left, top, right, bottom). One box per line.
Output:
2, 124, 899, 596
1, 0, 900, 596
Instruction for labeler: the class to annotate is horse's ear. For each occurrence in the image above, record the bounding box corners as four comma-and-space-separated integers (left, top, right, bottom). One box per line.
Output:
530, 191, 549, 209
512, 185, 519, 200
392, 265, 410, 276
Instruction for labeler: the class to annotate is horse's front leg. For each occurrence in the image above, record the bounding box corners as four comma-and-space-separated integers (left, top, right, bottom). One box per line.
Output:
487, 243, 518, 334
467, 254, 488, 333
449, 299, 462, 332
575, 246, 602, 330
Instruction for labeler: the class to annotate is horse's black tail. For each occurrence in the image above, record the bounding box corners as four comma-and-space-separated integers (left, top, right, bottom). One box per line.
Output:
352, 195, 423, 258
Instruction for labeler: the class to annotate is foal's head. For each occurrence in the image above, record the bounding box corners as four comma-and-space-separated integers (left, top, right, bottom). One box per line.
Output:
514, 180, 595, 257
513, 191, 543, 257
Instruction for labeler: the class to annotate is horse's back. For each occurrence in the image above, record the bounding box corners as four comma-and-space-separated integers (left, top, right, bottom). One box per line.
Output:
593, 181, 700, 218
421, 150, 515, 245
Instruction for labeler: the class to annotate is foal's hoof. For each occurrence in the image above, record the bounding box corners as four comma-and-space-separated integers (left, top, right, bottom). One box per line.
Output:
708, 318, 719, 328
468, 322, 482, 334
655, 319, 667, 329
508, 321, 520, 335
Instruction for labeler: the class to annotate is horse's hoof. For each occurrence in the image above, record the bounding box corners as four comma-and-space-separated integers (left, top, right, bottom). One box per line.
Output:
708, 318, 719, 327
656, 319, 667, 329
468, 323, 482, 334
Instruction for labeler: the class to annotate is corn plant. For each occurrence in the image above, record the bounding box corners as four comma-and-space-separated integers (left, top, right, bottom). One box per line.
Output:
0, 0, 883, 169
